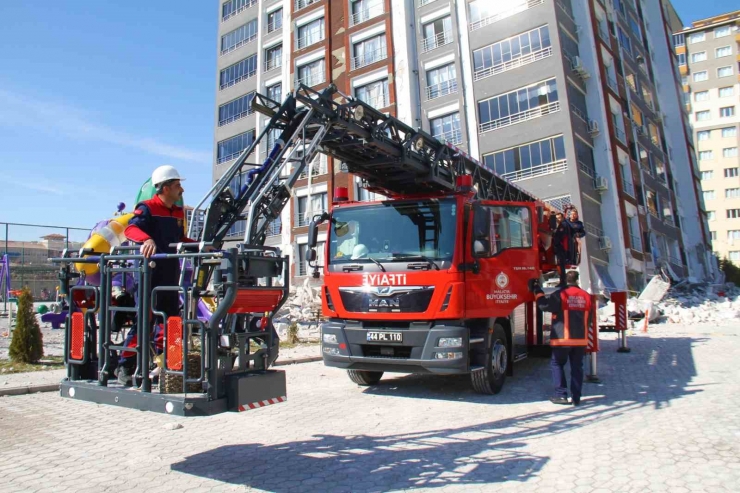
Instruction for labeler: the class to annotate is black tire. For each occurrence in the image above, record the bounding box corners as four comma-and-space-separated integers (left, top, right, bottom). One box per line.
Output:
347, 370, 384, 386
471, 324, 508, 395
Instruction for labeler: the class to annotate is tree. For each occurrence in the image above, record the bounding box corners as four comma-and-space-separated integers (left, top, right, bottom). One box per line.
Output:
719, 257, 740, 287
9, 288, 44, 363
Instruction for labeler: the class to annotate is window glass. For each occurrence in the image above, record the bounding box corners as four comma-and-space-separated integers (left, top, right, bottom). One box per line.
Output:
472, 205, 532, 257
722, 127, 737, 138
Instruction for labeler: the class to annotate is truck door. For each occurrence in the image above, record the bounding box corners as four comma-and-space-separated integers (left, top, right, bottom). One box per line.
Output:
464, 202, 539, 356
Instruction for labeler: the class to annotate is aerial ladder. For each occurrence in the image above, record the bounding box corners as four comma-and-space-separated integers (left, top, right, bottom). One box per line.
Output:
51, 84, 566, 415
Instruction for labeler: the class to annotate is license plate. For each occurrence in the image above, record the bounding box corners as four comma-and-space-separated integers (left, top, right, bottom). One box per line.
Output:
366, 331, 403, 343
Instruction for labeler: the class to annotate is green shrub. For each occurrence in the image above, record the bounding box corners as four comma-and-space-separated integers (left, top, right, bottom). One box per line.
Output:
719, 257, 740, 287
287, 322, 299, 344
9, 288, 44, 363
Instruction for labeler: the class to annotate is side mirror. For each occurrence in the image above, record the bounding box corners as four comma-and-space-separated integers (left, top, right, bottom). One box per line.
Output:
307, 220, 319, 249
307, 248, 317, 262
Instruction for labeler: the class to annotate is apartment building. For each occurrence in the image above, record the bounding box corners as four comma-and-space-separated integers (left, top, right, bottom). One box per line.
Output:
674, 10, 740, 265
212, 0, 714, 292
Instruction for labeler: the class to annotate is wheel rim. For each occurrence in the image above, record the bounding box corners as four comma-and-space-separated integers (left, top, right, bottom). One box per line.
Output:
491, 339, 507, 378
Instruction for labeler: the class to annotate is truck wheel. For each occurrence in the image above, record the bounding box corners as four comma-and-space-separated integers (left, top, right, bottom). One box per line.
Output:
347, 370, 383, 386
471, 324, 508, 395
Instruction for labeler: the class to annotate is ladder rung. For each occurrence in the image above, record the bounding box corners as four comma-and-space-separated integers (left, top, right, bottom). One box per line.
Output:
108, 307, 138, 313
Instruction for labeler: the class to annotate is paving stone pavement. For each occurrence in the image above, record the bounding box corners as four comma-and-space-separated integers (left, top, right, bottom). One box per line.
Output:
0, 322, 739, 493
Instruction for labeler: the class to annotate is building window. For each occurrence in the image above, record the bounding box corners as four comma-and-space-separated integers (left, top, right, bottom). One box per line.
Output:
722, 127, 737, 138
715, 25, 732, 38
222, 0, 257, 21
422, 16, 452, 52
719, 87, 735, 98
296, 59, 325, 87
728, 231, 740, 240
708, 211, 716, 220
628, 15, 641, 37
219, 55, 258, 90
296, 193, 328, 227
482, 135, 566, 181
716, 46, 732, 58
697, 130, 711, 141
701, 171, 713, 180
703, 190, 715, 201
221, 20, 258, 55
430, 113, 462, 144
724, 148, 739, 158
217, 130, 256, 164
699, 150, 713, 160
725, 168, 739, 178
351, 34, 388, 70
264, 44, 283, 72
267, 8, 283, 32
689, 32, 705, 43
726, 188, 740, 199
296, 18, 325, 49
693, 71, 708, 82
218, 92, 256, 127
646, 190, 660, 217
295, 0, 321, 12
672, 33, 685, 47
617, 27, 632, 56
696, 110, 711, 122
730, 251, 740, 261
472, 25, 551, 80
694, 91, 709, 102
720, 107, 736, 118
728, 209, 740, 219
677, 53, 686, 66
426, 63, 457, 100
691, 51, 707, 63
350, 0, 384, 27
718, 66, 733, 78
648, 123, 661, 148
355, 78, 389, 109
266, 82, 282, 102
478, 78, 559, 133
711, 231, 717, 241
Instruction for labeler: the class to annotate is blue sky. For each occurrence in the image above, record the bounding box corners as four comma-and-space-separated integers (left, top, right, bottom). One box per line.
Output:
0, 1, 736, 241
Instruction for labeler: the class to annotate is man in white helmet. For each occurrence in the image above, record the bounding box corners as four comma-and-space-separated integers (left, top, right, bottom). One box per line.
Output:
118, 165, 196, 385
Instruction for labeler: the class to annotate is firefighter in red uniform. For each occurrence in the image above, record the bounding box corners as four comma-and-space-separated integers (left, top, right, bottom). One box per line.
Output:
116, 165, 196, 385
529, 270, 591, 406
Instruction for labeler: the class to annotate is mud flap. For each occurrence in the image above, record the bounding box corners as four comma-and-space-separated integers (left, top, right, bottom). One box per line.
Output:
227, 370, 287, 412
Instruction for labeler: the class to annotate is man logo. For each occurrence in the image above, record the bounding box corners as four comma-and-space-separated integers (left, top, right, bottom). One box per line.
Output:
495, 272, 509, 289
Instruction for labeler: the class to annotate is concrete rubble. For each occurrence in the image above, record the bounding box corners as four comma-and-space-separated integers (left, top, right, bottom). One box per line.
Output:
273, 278, 322, 342
598, 276, 740, 326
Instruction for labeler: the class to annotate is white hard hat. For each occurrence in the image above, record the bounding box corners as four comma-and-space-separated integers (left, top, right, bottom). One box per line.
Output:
152, 165, 185, 188
351, 244, 368, 260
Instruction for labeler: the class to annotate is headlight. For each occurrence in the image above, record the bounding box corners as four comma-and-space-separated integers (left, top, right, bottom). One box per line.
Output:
434, 351, 463, 360
323, 333, 338, 344
323, 347, 340, 355
438, 337, 462, 348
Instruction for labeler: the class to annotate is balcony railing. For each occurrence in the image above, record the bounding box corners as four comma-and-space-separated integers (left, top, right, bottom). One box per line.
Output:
585, 223, 604, 238
578, 160, 595, 178
351, 46, 388, 70
221, 32, 257, 56
264, 57, 282, 72
501, 159, 568, 182
296, 32, 324, 50
358, 92, 390, 110
425, 79, 458, 100
220, 68, 257, 90
222, 0, 257, 22
599, 25, 611, 42
422, 31, 452, 53
622, 176, 635, 197
218, 107, 254, 127
630, 234, 643, 252
570, 104, 588, 122
433, 128, 463, 145
267, 19, 282, 33
606, 75, 618, 93
474, 46, 552, 81
298, 159, 329, 179
295, 0, 320, 12
419, 0, 437, 6
480, 101, 560, 133
350, 4, 384, 26
296, 209, 326, 227
470, 0, 544, 31
296, 67, 326, 87
266, 220, 282, 237
615, 126, 627, 144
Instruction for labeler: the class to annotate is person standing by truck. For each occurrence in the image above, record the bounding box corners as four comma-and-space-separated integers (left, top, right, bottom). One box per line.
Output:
529, 270, 592, 406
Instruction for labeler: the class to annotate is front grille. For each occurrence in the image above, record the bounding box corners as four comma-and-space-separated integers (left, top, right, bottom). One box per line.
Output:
339, 287, 434, 313
361, 345, 412, 359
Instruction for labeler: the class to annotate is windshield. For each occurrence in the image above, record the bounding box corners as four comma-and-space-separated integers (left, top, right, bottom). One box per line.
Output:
329, 199, 457, 263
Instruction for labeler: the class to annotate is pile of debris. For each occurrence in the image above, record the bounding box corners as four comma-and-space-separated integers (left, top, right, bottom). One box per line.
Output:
598, 276, 740, 326
273, 278, 322, 342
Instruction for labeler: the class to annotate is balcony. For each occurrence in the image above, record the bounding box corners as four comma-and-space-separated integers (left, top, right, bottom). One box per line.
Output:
220, 68, 256, 90
221, 33, 257, 56
222, 0, 257, 22
351, 46, 388, 70
298, 159, 329, 179
470, 0, 544, 31
264, 57, 282, 72
606, 75, 618, 93
422, 31, 452, 53
267, 19, 282, 33
218, 107, 254, 127
501, 159, 567, 182
296, 67, 326, 87
296, 209, 325, 227
266, 219, 282, 237
474, 46, 552, 81
585, 223, 604, 238
480, 101, 560, 134
570, 104, 588, 123
433, 128, 463, 145
358, 92, 390, 110
615, 126, 627, 144
296, 32, 325, 50
418, 0, 437, 6
599, 25, 611, 43
578, 160, 595, 178
622, 176, 635, 198
630, 234, 643, 252
295, 0, 320, 12
350, 4, 384, 27
425, 79, 458, 100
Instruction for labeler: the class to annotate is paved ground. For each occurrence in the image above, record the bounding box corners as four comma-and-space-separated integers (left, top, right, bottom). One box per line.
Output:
1, 322, 739, 493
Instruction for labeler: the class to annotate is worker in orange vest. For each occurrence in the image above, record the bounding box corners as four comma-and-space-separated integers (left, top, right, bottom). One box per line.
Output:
529, 270, 591, 406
